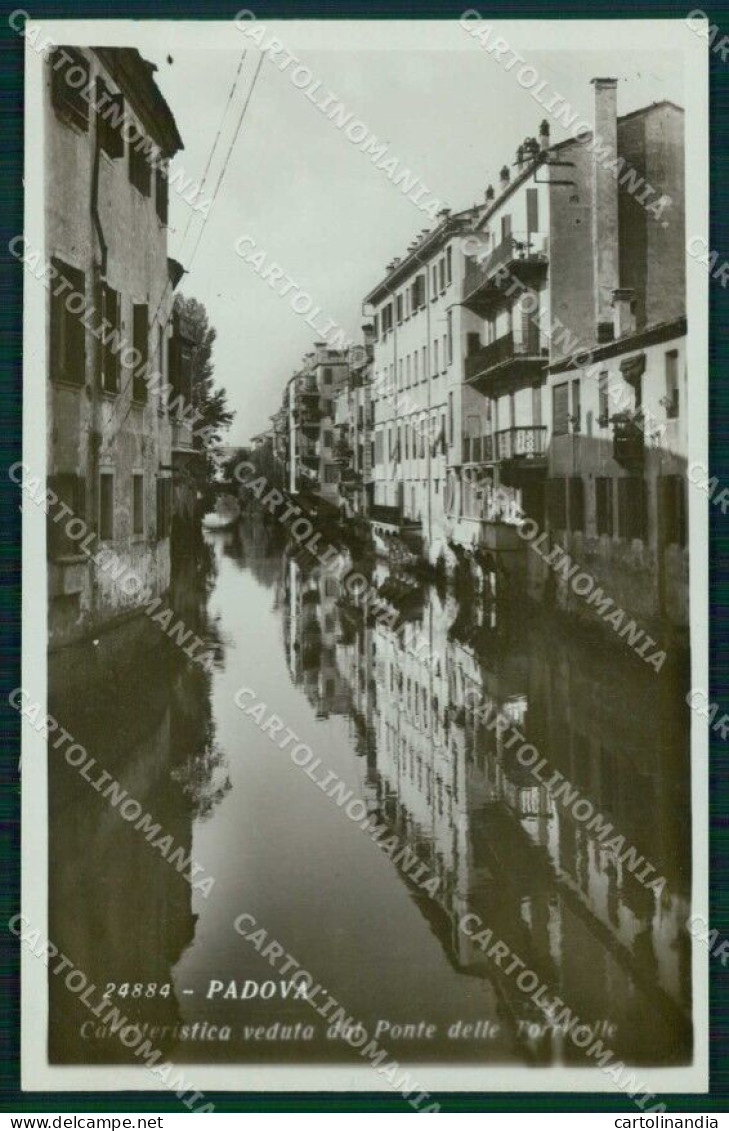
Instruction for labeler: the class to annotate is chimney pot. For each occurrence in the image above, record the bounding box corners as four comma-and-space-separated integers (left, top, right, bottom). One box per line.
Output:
539, 119, 550, 150
485, 184, 495, 201
499, 164, 510, 189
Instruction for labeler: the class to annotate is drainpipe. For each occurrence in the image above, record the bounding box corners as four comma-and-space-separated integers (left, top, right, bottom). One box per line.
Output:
89, 70, 107, 615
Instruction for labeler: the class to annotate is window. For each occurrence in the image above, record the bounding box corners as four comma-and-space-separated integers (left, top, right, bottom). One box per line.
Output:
129, 125, 152, 197
156, 476, 172, 540
595, 477, 613, 536
404, 423, 410, 460
47, 474, 85, 558
99, 473, 114, 541
617, 477, 647, 541
448, 392, 454, 446
132, 303, 149, 401
406, 355, 411, 387
155, 165, 168, 224
598, 370, 610, 426
323, 430, 333, 448
552, 382, 569, 436
397, 424, 402, 463
571, 378, 581, 432
50, 259, 86, 386
398, 359, 403, 390
446, 246, 452, 286
447, 310, 453, 365
388, 427, 393, 461
132, 473, 144, 535
569, 476, 585, 533
532, 383, 542, 427
50, 48, 90, 131
420, 420, 426, 458
396, 295, 404, 324
323, 367, 333, 385
99, 282, 121, 393
413, 351, 418, 383
96, 77, 124, 158
547, 477, 567, 530
373, 314, 379, 341
660, 475, 687, 547
441, 412, 446, 453
375, 432, 383, 465
665, 350, 679, 419
433, 340, 439, 376
439, 259, 446, 292
442, 335, 447, 371
431, 265, 438, 298
421, 346, 427, 382
413, 273, 426, 308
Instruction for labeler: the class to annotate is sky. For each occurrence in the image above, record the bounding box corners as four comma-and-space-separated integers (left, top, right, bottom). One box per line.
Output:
144, 39, 685, 448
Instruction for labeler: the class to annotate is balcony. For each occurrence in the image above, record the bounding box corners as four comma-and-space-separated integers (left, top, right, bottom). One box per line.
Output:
465, 329, 546, 391
495, 426, 547, 463
462, 426, 546, 469
612, 413, 645, 468
463, 232, 548, 313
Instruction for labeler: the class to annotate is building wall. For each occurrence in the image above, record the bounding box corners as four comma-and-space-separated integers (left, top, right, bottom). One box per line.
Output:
536, 331, 688, 629
46, 48, 179, 650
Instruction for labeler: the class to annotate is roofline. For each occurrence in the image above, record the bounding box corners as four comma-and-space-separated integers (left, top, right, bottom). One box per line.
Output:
363, 207, 478, 305
93, 48, 184, 157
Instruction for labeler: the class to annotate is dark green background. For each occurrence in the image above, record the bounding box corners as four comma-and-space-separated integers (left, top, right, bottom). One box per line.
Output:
0, 0, 725, 1113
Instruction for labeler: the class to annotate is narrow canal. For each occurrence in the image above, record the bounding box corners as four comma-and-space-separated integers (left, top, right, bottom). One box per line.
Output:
48, 518, 693, 1070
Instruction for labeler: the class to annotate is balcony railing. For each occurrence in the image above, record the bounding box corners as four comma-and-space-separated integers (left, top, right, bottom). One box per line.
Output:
465, 328, 544, 385
463, 231, 548, 311
495, 425, 547, 461
462, 434, 494, 464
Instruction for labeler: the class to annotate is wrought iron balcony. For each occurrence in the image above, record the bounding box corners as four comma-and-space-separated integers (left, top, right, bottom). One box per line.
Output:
462, 231, 548, 313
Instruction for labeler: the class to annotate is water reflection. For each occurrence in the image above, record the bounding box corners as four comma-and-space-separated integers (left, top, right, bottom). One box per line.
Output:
48, 519, 691, 1068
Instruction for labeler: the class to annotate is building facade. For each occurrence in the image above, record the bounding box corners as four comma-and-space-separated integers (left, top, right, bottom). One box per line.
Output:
46, 46, 188, 650
364, 208, 480, 563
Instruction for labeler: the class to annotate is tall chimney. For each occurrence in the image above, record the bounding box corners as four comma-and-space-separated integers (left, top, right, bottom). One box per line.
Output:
591, 78, 619, 343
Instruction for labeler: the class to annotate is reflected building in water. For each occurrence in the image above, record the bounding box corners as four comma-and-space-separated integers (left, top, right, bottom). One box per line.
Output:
284, 557, 692, 1067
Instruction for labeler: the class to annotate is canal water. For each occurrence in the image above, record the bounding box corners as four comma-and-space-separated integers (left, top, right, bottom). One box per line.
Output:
48, 518, 692, 1069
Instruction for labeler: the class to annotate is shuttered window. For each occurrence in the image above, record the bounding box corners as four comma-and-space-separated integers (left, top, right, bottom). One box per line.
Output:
547, 477, 567, 530
618, 477, 647, 541
129, 125, 152, 196
50, 259, 86, 386
552, 382, 569, 436
595, 477, 613, 536
132, 303, 149, 401
569, 476, 585, 533
50, 48, 90, 131
99, 473, 114, 541
47, 474, 86, 558
98, 282, 121, 393
156, 477, 172, 540
660, 475, 686, 547
155, 165, 168, 225
97, 76, 124, 158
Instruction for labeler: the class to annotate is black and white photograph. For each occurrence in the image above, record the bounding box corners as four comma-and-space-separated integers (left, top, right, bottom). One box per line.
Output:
17, 15, 709, 1104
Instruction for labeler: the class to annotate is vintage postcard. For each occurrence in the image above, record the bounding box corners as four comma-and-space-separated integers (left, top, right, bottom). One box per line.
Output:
18, 15, 709, 1104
